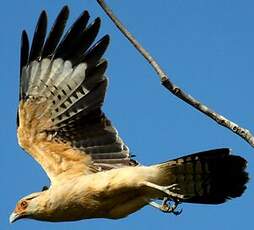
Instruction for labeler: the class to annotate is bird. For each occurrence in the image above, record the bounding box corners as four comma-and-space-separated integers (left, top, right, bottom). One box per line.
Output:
10, 5, 248, 223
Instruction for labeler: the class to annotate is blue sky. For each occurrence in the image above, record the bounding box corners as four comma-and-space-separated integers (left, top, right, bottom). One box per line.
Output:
1, 0, 254, 229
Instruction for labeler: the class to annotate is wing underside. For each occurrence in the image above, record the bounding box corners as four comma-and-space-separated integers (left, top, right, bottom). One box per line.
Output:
18, 6, 138, 182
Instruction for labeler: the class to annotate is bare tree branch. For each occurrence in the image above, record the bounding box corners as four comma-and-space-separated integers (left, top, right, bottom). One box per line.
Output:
97, 0, 254, 148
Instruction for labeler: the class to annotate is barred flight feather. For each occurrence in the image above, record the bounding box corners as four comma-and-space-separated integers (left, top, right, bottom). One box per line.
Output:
18, 5, 137, 177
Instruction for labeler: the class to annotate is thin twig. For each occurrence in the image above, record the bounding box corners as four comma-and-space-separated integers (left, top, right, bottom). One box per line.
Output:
97, 0, 254, 148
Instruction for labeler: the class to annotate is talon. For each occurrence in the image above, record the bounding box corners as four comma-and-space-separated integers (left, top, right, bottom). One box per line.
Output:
148, 198, 183, 215
162, 198, 182, 215
173, 208, 183, 216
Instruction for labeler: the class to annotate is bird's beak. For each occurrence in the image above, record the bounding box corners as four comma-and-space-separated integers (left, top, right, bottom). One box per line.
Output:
9, 212, 21, 223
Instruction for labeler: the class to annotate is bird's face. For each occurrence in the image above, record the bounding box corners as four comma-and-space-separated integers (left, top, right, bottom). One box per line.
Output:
9, 192, 42, 223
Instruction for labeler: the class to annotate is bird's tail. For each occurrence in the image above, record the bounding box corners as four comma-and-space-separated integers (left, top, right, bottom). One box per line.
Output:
150, 148, 248, 204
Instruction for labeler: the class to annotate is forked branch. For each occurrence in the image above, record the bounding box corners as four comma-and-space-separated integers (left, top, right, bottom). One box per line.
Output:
97, 0, 254, 148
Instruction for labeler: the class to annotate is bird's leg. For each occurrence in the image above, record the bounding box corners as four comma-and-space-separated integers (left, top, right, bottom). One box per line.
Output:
148, 198, 182, 215
141, 181, 184, 200
142, 181, 183, 215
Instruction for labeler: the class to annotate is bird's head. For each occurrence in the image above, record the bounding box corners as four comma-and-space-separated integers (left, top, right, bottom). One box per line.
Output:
9, 191, 45, 223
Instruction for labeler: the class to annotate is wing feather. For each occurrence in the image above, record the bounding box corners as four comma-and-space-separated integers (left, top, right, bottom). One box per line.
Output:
20, 31, 29, 76
81, 35, 110, 68
18, 6, 138, 184
54, 10, 90, 60
28, 11, 47, 62
41, 6, 69, 58
66, 18, 101, 65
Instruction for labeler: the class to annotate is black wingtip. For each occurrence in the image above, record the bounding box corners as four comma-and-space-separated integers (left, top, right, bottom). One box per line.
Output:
89, 17, 101, 36
20, 30, 29, 71
58, 5, 70, 21
20, 30, 29, 100
37, 10, 48, 31
94, 17, 101, 26
81, 9, 90, 21
59, 5, 70, 21
54, 9, 90, 60
29, 10, 48, 62
41, 10, 47, 18
21, 30, 29, 42
70, 17, 102, 65
62, 5, 69, 13
41, 5, 70, 58
103, 34, 110, 44
82, 34, 110, 68
101, 34, 110, 48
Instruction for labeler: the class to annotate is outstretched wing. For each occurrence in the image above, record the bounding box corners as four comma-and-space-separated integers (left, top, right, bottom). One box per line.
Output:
18, 6, 138, 184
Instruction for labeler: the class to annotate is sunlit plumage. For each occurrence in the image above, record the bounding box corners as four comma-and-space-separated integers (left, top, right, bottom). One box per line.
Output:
10, 6, 248, 223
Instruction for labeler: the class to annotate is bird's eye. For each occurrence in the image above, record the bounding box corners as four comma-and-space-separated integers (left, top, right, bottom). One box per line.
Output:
20, 201, 28, 209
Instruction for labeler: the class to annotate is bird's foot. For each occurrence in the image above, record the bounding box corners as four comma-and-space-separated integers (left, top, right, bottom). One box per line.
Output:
149, 198, 182, 215
161, 197, 182, 215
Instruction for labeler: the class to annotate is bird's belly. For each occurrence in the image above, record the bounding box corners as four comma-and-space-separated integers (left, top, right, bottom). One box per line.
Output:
46, 191, 147, 221
46, 167, 151, 221
78, 190, 147, 220
105, 194, 148, 219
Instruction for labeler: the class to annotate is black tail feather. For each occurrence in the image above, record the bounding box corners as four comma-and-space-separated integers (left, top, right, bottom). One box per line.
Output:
158, 148, 248, 204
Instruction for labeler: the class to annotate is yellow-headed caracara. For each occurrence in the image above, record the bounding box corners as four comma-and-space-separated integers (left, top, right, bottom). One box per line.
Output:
10, 6, 248, 223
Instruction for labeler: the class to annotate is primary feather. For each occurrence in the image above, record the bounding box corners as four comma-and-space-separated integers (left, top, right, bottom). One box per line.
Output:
18, 6, 136, 183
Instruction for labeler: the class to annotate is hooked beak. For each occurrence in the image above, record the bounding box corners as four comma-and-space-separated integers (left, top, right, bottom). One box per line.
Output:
9, 212, 22, 223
